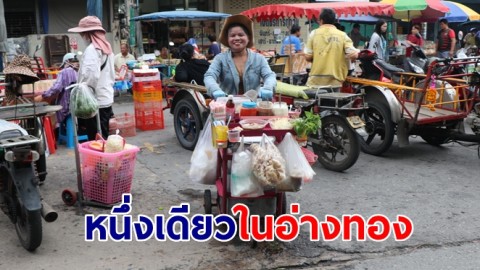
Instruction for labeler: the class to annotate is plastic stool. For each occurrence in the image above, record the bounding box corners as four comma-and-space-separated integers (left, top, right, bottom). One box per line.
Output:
58, 116, 89, 149
43, 116, 56, 155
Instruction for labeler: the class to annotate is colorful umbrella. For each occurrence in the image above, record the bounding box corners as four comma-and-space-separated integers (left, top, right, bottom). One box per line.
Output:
441, 1, 480, 22
380, 0, 449, 20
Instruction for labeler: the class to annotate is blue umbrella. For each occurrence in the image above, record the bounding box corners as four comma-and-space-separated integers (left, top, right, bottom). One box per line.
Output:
133, 10, 230, 22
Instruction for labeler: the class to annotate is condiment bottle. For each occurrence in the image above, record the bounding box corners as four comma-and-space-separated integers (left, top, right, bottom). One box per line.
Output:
226, 95, 235, 122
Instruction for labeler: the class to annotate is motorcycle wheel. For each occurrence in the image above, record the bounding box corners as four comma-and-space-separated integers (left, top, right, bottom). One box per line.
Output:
357, 101, 395, 156
311, 115, 360, 172
15, 196, 42, 251
173, 98, 202, 151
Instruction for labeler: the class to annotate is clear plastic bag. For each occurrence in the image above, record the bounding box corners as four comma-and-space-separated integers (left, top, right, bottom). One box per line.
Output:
189, 118, 217, 185
250, 134, 287, 188
277, 133, 316, 191
231, 137, 264, 197
70, 83, 99, 119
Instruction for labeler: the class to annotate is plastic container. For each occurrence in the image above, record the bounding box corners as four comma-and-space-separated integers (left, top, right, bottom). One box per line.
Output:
78, 142, 140, 204
240, 101, 258, 117
257, 101, 273, 116
217, 96, 251, 113
228, 129, 241, 143
272, 102, 289, 117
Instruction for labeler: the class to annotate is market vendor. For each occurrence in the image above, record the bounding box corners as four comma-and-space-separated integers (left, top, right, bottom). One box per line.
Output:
204, 14, 276, 99
34, 53, 78, 129
114, 43, 135, 75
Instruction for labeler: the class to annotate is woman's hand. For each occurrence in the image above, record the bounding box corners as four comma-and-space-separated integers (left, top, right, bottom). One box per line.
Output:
259, 88, 273, 100
34, 95, 43, 103
212, 90, 226, 99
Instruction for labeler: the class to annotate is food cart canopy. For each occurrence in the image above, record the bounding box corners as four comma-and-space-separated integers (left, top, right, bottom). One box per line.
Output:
241, 2, 395, 21
133, 10, 231, 22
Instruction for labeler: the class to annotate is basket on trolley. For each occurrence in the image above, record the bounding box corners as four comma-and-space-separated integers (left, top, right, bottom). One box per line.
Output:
78, 142, 140, 205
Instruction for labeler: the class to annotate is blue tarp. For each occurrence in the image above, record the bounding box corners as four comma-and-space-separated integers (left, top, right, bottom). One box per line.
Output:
133, 10, 230, 22
339, 14, 396, 23
87, 0, 102, 21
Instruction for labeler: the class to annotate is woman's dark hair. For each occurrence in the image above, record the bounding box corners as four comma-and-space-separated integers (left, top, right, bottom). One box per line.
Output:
412, 23, 422, 31
208, 35, 216, 42
179, 43, 194, 61
290, 24, 301, 34
374, 19, 387, 38
319, 8, 336, 25
227, 23, 249, 36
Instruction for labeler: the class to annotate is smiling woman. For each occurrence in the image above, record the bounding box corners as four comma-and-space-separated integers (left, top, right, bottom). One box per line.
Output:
204, 14, 276, 100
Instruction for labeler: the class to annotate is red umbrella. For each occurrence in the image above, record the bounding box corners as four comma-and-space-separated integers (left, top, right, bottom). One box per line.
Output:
241, 2, 395, 21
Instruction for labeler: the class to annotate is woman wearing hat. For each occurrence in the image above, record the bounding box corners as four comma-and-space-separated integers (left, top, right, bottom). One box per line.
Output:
204, 14, 276, 100
68, 16, 115, 140
34, 53, 79, 131
3, 54, 40, 105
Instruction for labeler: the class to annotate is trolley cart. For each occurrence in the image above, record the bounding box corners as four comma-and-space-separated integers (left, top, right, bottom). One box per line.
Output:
61, 112, 115, 209
62, 97, 140, 209
204, 127, 291, 218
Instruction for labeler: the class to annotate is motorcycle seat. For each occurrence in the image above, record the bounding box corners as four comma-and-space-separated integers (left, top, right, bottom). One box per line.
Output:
0, 120, 29, 141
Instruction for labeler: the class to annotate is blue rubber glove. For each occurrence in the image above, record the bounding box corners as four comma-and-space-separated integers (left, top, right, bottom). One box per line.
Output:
259, 88, 273, 101
212, 90, 226, 99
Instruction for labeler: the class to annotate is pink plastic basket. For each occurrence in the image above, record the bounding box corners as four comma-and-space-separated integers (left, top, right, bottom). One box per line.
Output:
78, 142, 140, 204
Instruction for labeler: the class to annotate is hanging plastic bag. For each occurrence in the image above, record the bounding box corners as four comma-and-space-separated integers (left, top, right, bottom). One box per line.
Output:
231, 137, 264, 197
69, 83, 99, 119
277, 133, 316, 191
250, 134, 286, 188
189, 118, 217, 185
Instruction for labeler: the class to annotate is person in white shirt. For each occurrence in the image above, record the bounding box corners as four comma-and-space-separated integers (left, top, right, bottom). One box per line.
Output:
68, 16, 115, 140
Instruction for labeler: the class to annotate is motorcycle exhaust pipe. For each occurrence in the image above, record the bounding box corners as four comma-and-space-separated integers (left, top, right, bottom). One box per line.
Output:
41, 201, 58, 223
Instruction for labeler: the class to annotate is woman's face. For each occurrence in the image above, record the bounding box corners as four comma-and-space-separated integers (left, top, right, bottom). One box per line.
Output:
411, 27, 419, 35
227, 26, 249, 52
381, 23, 388, 33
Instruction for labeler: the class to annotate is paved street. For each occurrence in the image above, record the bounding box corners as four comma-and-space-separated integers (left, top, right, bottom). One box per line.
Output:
1, 96, 480, 270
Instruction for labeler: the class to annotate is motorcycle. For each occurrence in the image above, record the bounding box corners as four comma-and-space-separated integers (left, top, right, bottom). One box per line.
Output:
350, 49, 480, 155
278, 86, 365, 172
0, 119, 58, 251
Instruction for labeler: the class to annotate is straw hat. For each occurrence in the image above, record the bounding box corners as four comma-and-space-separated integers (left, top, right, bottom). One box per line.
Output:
68, 16, 106, 33
219, 14, 254, 48
3, 54, 39, 83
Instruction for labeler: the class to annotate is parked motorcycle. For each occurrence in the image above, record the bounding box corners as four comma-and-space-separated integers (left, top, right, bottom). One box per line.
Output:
280, 87, 365, 172
0, 120, 58, 251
